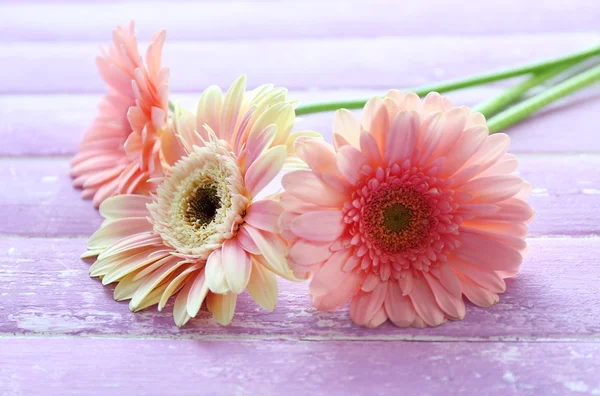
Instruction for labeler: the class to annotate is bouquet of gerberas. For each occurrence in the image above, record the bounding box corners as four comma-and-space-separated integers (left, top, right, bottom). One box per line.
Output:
72, 22, 600, 328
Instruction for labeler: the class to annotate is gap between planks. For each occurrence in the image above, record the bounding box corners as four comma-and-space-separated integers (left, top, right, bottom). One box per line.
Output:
0, 333, 599, 343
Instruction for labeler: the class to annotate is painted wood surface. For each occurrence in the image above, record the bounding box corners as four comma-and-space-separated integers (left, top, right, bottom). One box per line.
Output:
1, 338, 599, 396
0, 0, 599, 394
2, 34, 599, 93
2, 0, 598, 41
1, 236, 599, 338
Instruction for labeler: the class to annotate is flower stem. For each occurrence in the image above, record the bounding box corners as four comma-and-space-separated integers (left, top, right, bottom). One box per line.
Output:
487, 64, 600, 133
294, 45, 600, 116
471, 61, 580, 118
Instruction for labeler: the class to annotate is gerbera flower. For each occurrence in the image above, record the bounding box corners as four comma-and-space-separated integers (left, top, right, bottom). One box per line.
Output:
84, 76, 314, 326
71, 22, 169, 207
280, 91, 534, 328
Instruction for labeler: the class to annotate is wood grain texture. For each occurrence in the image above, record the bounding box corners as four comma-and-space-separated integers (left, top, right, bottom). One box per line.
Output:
1, 155, 599, 237
2, 89, 599, 157
1, 0, 598, 42
1, 236, 599, 338
1, 338, 599, 396
1, 33, 598, 93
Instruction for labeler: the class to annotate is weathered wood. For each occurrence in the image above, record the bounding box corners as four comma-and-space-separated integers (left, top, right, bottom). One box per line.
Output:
1, 236, 598, 338
1, 0, 597, 42
1, 34, 598, 93
1, 338, 599, 396
2, 89, 599, 156
1, 156, 598, 237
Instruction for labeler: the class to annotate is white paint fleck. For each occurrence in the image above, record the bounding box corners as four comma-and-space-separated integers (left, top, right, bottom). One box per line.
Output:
564, 381, 589, 393
501, 346, 521, 363
316, 319, 335, 328
7, 247, 15, 255
41, 176, 58, 183
582, 188, 600, 195
474, 372, 482, 379
531, 188, 549, 197
429, 355, 443, 361
503, 371, 516, 384
591, 388, 600, 395
577, 180, 592, 185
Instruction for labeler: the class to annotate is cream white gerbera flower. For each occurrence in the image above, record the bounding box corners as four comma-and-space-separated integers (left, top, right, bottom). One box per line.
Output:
84, 76, 317, 326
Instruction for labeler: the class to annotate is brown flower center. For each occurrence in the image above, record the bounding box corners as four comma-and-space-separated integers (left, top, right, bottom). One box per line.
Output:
185, 185, 221, 228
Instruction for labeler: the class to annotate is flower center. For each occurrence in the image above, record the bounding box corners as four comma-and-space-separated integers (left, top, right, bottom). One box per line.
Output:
149, 141, 249, 259
362, 187, 433, 254
383, 204, 411, 233
186, 185, 221, 227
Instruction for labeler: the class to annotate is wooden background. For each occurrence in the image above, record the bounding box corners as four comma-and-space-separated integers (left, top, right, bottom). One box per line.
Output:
0, 0, 599, 394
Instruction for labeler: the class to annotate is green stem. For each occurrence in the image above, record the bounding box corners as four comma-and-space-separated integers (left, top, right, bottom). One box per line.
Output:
471, 61, 579, 118
294, 45, 600, 116
487, 64, 600, 133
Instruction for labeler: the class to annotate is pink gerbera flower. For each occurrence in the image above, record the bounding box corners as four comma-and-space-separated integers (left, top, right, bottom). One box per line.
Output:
71, 22, 169, 207
84, 76, 313, 326
280, 91, 534, 328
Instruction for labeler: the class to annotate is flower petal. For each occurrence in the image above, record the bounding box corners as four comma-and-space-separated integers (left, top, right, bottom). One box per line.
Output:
384, 110, 420, 165
349, 282, 388, 326
206, 292, 237, 326
244, 200, 283, 233
384, 281, 416, 327
408, 276, 445, 327
333, 109, 360, 148
205, 249, 229, 294
291, 211, 345, 242
336, 145, 368, 185
222, 238, 252, 295
282, 171, 346, 207
245, 145, 287, 197
247, 258, 278, 311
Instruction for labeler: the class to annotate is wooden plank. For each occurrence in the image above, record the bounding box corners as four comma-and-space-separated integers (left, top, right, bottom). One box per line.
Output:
1, 1, 597, 42
0, 34, 598, 93
1, 338, 599, 396
1, 88, 599, 157
1, 236, 599, 338
1, 155, 599, 237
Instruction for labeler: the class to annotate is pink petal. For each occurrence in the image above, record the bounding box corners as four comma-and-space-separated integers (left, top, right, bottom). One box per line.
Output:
384, 281, 416, 327
309, 249, 353, 296
366, 306, 388, 328
336, 145, 367, 185
458, 175, 523, 203
366, 104, 389, 154
349, 282, 388, 326
448, 257, 506, 294
244, 145, 287, 197
196, 85, 223, 136
360, 130, 383, 165
291, 210, 345, 242
243, 226, 289, 277
458, 273, 499, 307
294, 137, 339, 174
237, 225, 261, 255
244, 200, 283, 233
436, 262, 462, 298
423, 272, 465, 320
289, 239, 333, 267
311, 270, 364, 312
222, 239, 252, 294
456, 229, 523, 271
282, 171, 346, 208
408, 276, 445, 327
99, 194, 152, 220
384, 110, 420, 165
333, 109, 360, 148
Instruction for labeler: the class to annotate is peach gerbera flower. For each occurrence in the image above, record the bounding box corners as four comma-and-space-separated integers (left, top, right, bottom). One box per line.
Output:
280, 91, 534, 328
71, 22, 169, 207
84, 76, 313, 326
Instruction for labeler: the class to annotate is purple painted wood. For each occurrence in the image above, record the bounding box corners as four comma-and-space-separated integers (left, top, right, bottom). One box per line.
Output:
1, 1, 597, 42
2, 89, 599, 156
1, 156, 598, 237
1, 338, 599, 396
1, 236, 599, 338
1, 34, 598, 93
